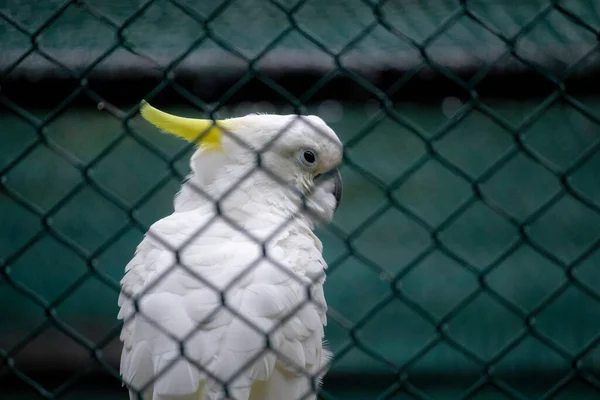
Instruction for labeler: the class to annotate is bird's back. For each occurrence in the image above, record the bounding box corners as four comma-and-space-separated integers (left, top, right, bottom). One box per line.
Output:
118, 206, 330, 400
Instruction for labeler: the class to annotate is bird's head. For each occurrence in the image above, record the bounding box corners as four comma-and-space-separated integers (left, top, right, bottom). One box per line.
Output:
140, 101, 343, 225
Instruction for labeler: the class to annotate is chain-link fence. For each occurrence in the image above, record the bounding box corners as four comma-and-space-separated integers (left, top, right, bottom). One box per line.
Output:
2, 0, 600, 399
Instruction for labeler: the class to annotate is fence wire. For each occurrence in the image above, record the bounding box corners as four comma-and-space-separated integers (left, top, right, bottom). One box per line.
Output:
1, 0, 600, 399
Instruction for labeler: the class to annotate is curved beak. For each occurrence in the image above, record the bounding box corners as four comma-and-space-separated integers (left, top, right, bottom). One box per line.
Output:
332, 168, 343, 210
316, 168, 343, 210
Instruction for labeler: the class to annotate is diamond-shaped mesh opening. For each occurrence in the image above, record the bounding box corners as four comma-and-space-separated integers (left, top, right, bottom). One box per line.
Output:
523, 102, 600, 171
339, 25, 420, 84
515, 8, 598, 75
392, 159, 471, 227
486, 245, 565, 312
439, 202, 519, 269
346, 117, 427, 185
400, 250, 479, 319
9, 236, 87, 302
558, 0, 600, 32
1, 0, 75, 29
568, 148, 600, 207
256, 31, 339, 89
572, 247, 600, 298
407, 343, 481, 399
492, 336, 571, 398
172, 38, 247, 86
528, 195, 600, 264
0, 16, 31, 72
325, 256, 389, 323
44, 106, 124, 164
0, 111, 37, 171
8, 325, 91, 387
211, 0, 289, 59
294, 0, 376, 54
4, 145, 83, 212
90, 136, 170, 206
357, 299, 437, 367
467, 0, 545, 38
55, 276, 121, 343
122, 0, 207, 62
480, 153, 561, 221
425, 15, 507, 67
0, 193, 41, 257
535, 286, 600, 355
352, 208, 431, 275
330, 165, 387, 233
2, 0, 600, 398
379, 0, 459, 44
433, 110, 514, 179
36, 4, 116, 73
0, 285, 46, 351
447, 293, 523, 362
50, 186, 129, 253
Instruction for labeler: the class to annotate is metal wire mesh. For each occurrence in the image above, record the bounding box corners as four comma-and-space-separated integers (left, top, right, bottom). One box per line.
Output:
1, 0, 600, 399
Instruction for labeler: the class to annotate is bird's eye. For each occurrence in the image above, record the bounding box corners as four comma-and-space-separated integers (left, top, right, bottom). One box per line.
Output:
303, 151, 316, 164
299, 150, 317, 166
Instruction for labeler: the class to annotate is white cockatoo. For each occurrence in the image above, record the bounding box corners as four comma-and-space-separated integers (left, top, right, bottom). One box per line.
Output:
117, 101, 343, 400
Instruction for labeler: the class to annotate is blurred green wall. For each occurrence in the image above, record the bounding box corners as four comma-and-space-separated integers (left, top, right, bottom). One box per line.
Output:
2, 99, 600, 398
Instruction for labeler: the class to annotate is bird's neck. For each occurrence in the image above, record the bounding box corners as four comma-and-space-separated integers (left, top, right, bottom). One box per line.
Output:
182, 165, 315, 232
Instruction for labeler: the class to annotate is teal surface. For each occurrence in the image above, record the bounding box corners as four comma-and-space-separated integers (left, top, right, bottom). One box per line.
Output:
1, 0, 599, 75
2, 99, 600, 397
2, 0, 600, 398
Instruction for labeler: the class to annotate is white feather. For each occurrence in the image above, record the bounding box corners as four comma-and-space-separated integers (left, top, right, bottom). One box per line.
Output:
119, 113, 341, 400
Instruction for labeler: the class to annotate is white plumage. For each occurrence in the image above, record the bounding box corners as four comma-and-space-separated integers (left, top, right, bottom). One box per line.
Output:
118, 104, 343, 400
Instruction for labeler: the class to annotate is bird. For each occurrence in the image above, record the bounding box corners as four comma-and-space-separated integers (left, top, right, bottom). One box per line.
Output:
117, 101, 343, 400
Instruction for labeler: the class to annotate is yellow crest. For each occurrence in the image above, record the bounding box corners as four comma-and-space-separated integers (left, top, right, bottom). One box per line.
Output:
139, 101, 238, 151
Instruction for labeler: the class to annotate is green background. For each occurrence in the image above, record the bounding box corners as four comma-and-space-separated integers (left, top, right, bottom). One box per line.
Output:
2, 0, 600, 398
2, 99, 600, 398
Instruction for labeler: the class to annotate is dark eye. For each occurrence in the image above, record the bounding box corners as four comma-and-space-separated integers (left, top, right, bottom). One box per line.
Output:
297, 149, 318, 167
302, 150, 316, 164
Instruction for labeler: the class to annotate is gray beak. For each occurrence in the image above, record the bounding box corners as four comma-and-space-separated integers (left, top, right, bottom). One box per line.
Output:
315, 168, 343, 210
332, 168, 343, 209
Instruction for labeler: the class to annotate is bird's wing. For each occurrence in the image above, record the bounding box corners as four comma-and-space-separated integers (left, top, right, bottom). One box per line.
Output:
249, 227, 331, 400
118, 208, 329, 400
118, 204, 221, 398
